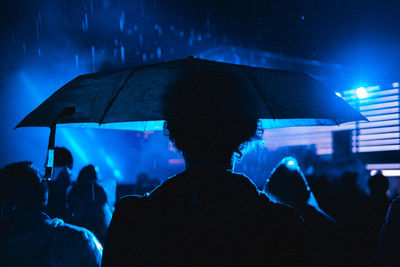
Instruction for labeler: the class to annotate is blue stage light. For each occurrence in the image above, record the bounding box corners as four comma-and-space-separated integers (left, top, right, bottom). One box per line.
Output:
287, 160, 295, 166
335, 92, 342, 98
113, 169, 122, 178
356, 87, 368, 99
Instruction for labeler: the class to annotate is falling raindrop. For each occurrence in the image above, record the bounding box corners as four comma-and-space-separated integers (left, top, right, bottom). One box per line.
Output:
90, 0, 94, 15
142, 53, 147, 62
134, 24, 138, 31
38, 10, 42, 28
206, 17, 210, 28
38, 49, 41, 60
301, 15, 305, 20
91, 45, 96, 72
156, 47, 161, 59
150, 53, 154, 60
121, 45, 125, 63
140, 0, 144, 17
119, 11, 125, 31
139, 33, 143, 48
197, 34, 202, 42
179, 31, 184, 37
35, 19, 40, 40
75, 54, 80, 71
85, 13, 88, 30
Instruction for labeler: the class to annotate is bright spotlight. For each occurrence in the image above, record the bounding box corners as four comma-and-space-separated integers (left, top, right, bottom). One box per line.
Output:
113, 169, 122, 179
393, 82, 399, 88
356, 87, 368, 99
335, 92, 342, 98
287, 160, 295, 166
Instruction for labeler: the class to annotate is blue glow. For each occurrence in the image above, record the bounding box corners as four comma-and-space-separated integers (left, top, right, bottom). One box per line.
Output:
59, 128, 89, 164
356, 87, 368, 99
335, 92, 342, 98
18, 72, 90, 165
113, 169, 122, 178
282, 157, 299, 170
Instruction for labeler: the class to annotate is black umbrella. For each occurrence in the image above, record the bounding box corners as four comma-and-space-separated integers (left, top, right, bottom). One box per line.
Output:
16, 57, 366, 177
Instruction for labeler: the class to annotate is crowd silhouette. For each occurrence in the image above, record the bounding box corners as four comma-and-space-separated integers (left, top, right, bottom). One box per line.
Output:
1, 150, 399, 266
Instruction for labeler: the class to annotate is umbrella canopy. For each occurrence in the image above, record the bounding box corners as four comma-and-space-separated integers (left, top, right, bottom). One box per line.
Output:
16, 57, 365, 131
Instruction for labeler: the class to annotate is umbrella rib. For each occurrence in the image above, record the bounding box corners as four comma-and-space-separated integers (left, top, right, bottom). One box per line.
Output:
99, 68, 137, 125
244, 69, 277, 119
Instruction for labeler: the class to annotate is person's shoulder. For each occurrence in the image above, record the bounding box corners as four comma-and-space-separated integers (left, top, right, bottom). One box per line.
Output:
54, 219, 96, 238
50, 218, 102, 249
45, 219, 102, 266
258, 191, 304, 223
116, 194, 146, 209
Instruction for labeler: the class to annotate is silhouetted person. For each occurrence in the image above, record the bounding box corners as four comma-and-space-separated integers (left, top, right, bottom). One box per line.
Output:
68, 165, 113, 244
46, 147, 73, 220
375, 196, 400, 266
76, 164, 97, 184
102, 66, 310, 266
329, 171, 369, 265
364, 172, 391, 264
0, 162, 102, 266
264, 157, 345, 266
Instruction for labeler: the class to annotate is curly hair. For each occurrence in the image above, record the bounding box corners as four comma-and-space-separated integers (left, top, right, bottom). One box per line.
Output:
163, 64, 261, 160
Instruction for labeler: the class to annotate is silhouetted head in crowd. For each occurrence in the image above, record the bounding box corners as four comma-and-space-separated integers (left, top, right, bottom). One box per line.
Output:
368, 172, 389, 196
77, 165, 98, 184
0, 162, 47, 218
264, 157, 311, 209
163, 65, 260, 169
51, 147, 73, 185
340, 171, 358, 189
54, 147, 73, 170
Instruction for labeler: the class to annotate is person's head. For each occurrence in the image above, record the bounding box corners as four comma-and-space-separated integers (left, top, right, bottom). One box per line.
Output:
263, 157, 310, 208
77, 165, 98, 184
368, 171, 389, 196
0, 162, 48, 217
340, 171, 359, 190
163, 65, 260, 167
54, 147, 73, 170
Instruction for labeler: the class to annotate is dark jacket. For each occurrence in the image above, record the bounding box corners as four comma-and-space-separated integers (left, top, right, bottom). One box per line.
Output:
68, 181, 113, 245
300, 205, 346, 266
103, 169, 310, 266
375, 196, 400, 267
0, 211, 102, 267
